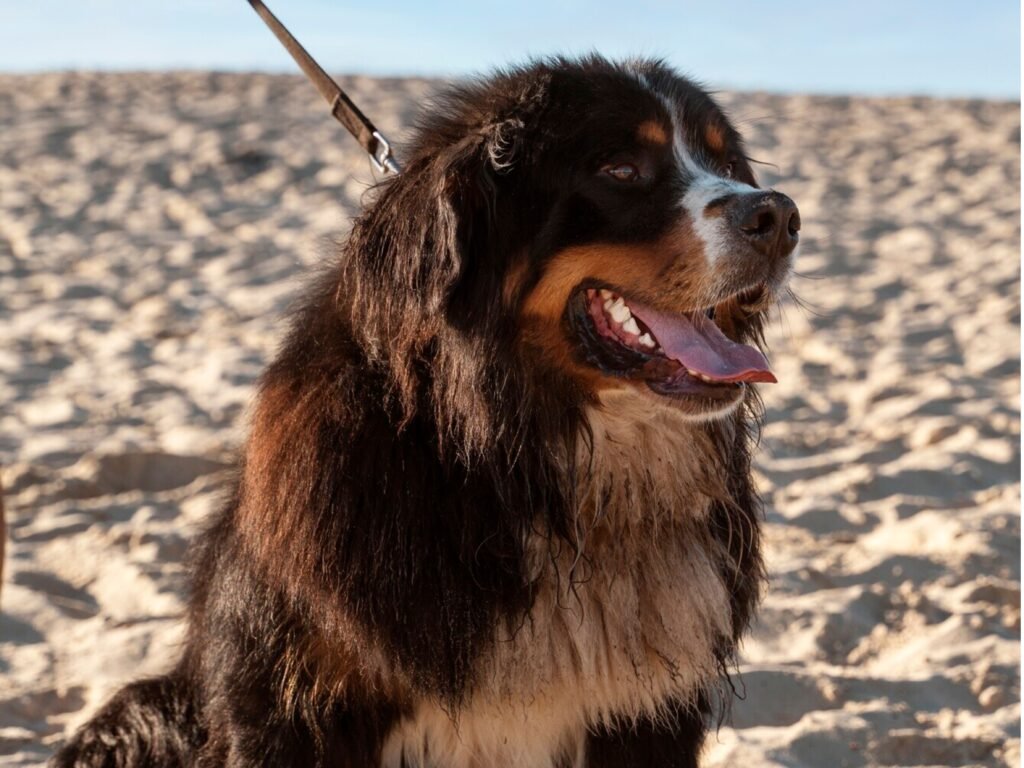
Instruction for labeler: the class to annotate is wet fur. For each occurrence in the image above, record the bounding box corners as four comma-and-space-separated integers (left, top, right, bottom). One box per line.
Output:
53, 56, 767, 767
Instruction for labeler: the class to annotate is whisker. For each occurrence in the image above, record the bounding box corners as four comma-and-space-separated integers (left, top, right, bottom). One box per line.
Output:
790, 269, 827, 281
746, 156, 780, 172
785, 287, 828, 319
775, 294, 797, 341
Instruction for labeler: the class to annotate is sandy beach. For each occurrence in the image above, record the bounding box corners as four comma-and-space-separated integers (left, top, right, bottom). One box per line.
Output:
0, 72, 1019, 767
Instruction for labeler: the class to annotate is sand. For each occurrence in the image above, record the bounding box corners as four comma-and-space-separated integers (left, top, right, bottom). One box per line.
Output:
0, 72, 1019, 767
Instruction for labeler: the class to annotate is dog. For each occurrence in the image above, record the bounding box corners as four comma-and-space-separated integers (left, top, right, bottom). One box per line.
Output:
53, 55, 799, 767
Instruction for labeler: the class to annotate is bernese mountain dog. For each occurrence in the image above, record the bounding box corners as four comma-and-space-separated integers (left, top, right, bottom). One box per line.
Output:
53, 56, 799, 767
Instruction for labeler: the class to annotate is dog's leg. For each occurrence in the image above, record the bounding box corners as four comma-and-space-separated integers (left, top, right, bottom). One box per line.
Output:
196, 688, 400, 768
584, 699, 707, 768
193, 610, 399, 767
196, 713, 321, 768
50, 673, 202, 768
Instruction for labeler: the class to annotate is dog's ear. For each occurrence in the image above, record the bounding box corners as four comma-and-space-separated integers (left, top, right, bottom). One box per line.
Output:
418, 73, 551, 311
347, 74, 550, 309
341, 74, 549, 443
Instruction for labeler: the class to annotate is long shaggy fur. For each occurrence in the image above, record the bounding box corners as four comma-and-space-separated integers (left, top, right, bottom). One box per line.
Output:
53, 55, 776, 768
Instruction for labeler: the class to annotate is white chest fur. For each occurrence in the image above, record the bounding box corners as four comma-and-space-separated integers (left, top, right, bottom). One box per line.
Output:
381, 388, 735, 768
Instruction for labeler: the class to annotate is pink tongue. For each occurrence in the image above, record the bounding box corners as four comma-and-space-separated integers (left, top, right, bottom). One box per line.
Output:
630, 301, 776, 383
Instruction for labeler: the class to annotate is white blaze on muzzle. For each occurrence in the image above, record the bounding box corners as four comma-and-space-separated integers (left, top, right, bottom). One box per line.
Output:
681, 172, 761, 267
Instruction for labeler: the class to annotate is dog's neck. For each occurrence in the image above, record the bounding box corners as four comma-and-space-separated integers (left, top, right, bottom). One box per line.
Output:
576, 385, 734, 533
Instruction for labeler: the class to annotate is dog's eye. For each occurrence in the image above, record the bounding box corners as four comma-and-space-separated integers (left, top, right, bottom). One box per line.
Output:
602, 163, 640, 182
724, 161, 736, 179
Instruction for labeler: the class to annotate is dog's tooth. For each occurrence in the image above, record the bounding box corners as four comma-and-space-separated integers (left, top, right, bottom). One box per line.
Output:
638, 333, 655, 348
622, 317, 640, 335
609, 302, 631, 324
603, 299, 614, 311
599, 289, 612, 300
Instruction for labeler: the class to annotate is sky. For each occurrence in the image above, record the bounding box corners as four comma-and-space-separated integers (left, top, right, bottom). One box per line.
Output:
1, 1, 1019, 99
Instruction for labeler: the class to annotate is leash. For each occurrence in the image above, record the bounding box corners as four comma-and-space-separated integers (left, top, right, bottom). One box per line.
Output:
246, 0, 401, 175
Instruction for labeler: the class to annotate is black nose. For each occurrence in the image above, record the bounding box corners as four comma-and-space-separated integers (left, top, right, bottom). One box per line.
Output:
728, 191, 800, 258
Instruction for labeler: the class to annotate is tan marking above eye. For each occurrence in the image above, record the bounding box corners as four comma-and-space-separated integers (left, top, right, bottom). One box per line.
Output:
704, 124, 725, 153
637, 120, 669, 145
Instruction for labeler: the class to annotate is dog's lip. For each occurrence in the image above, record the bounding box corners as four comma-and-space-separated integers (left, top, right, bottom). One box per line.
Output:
637, 282, 770, 321
577, 284, 776, 389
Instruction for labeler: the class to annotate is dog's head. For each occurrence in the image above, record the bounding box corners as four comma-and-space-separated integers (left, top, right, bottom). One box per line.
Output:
344, 56, 798, 445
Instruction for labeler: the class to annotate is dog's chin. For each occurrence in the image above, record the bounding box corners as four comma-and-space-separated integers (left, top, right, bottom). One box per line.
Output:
565, 281, 776, 420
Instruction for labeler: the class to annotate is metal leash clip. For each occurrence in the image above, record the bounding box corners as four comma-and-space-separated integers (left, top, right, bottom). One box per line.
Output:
371, 131, 400, 175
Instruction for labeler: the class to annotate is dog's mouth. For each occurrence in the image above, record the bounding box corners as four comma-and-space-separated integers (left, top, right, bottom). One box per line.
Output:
567, 283, 775, 400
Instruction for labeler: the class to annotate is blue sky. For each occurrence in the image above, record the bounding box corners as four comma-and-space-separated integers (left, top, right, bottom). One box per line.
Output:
1, 1, 1019, 98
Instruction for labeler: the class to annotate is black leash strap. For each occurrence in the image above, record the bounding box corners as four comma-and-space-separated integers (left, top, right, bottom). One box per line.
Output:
247, 0, 401, 174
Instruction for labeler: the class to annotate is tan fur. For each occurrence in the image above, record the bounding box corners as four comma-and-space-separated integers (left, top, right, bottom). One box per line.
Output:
501, 253, 532, 306
277, 614, 410, 722
637, 119, 670, 146
382, 387, 736, 767
519, 230, 716, 396
704, 123, 725, 153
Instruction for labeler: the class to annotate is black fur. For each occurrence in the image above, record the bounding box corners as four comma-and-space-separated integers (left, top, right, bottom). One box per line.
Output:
51, 675, 202, 767
587, 698, 711, 768
53, 56, 776, 767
